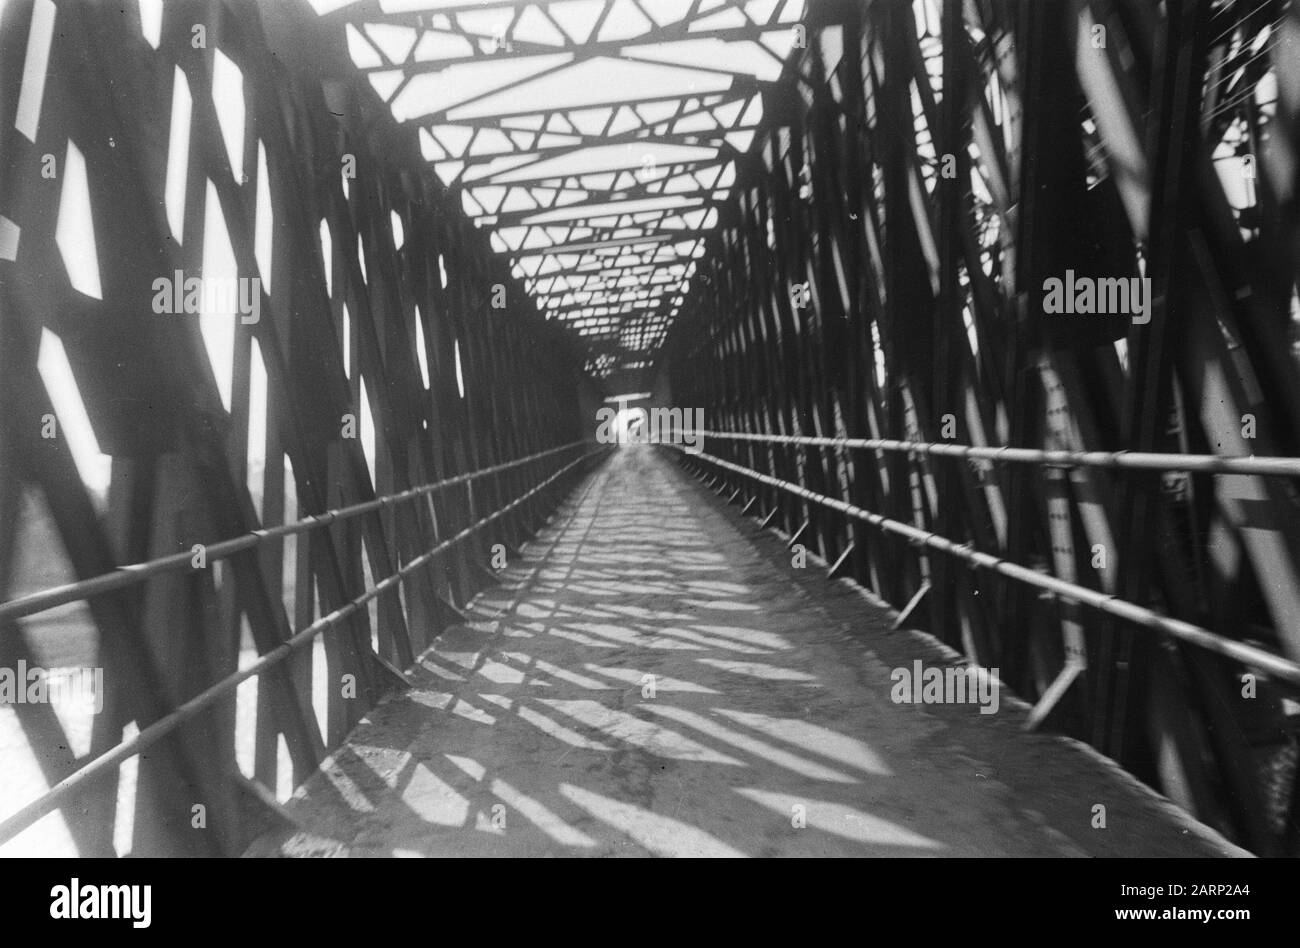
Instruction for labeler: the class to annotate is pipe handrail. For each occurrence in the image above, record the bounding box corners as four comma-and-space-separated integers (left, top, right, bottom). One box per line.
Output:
696, 429, 1300, 477
0, 445, 607, 846
674, 445, 1300, 687
0, 440, 589, 623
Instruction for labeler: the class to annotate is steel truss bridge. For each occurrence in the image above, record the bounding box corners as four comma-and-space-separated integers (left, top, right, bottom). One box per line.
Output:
0, 0, 1298, 858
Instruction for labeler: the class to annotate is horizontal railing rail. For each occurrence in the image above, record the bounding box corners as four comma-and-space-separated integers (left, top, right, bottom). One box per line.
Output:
0, 443, 607, 847
671, 445, 1300, 688
697, 430, 1300, 477
0, 440, 588, 624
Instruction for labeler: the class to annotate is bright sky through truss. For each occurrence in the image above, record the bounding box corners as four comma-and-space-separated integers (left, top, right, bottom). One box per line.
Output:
314, 0, 807, 379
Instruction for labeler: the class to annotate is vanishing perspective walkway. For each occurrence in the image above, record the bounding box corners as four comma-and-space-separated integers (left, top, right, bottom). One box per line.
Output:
249, 448, 1243, 858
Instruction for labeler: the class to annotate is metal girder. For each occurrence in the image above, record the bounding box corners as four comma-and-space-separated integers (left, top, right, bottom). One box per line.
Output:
304, 0, 811, 383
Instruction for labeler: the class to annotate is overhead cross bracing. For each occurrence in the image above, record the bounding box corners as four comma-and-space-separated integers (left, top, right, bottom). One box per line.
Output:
311, 0, 808, 381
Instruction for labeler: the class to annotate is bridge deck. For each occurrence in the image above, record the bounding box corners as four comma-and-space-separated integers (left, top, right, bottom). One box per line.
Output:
249, 448, 1241, 858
